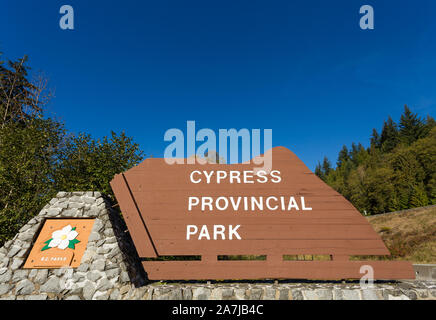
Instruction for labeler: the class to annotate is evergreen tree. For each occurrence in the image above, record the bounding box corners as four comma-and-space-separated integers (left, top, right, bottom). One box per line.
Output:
370, 128, 381, 149
0, 55, 44, 128
337, 145, 349, 167
410, 184, 429, 208
399, 105, 425, 145
322, 156, 332, 176
315, 162, 324, 180
423, 115, 436, 136
316, 107, 435, 215
380, 116, 399, 152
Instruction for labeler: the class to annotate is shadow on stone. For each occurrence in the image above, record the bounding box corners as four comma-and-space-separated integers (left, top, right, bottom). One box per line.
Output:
104, 196, 149, 287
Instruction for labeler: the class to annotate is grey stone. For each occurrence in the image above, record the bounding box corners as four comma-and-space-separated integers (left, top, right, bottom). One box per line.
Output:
34, 269, 48, 284
402, 290, 418, 300
56, 192, 69, 198
1, 257, 10, 268
52, 268, 69, 276
40, 276, 62, 294
182, 288, 192, 300
92, 219, 104, 232
362, 289, 381, 300
249, 288, 263, 300
93, 291, 109, 300
16, 249, 28, 258
10, 258, 23, 270
105, 262, 119, 270
7, 245, 21, 258
104, 229, 114, 237
69, 196, 83, 202
86, 271, 103, 282
65, 295, 81, 300
83, 197, 96, 204
12, 270, 29, 282
77, 263, 89, 272
80, 250, 95, 264
91, 259, 105, 271
279, 288, 289, 300
193, 287, 211, 300
29, 269, 38, 278
315, 289, 333, 300
47, 208, 62, 216
221, 288, 234, 299
19, 224, 32, 233
169, 288, 183, 300
234, 288, 246, 300
72, 273, 85, 282
264, 288, 276, 300
25, 294, 48, 300
105, 237, 118, 245
106, 268, 120, 279
63, 208, 80, 216
56, 202, 69, 209
88, 232, 101, 242
0, 283, 11, 295
15, 280, 35, 295
415, 289, 429, 299
69, 202, 84, 209
96, 278, 113, 291
3, 241, 12, 249
0, 269, 12, 282
83, 282, 96, 300
303, 290, 319, 300
291, 289, 304, 300
388, 294, 410, 300
120, 271, 130, 283
383, 289, 403, 300
120, 284, 131, 295
339, 289, 361, 300
110, 289, 120, 300
18, 232, 34, 241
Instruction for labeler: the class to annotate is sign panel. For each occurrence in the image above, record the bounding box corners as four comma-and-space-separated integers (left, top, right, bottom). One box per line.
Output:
111, 147, 415, 280
23, 219, 95, 269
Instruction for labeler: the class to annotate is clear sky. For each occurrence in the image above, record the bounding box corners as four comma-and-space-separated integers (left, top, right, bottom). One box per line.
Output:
2, 0, 435, 170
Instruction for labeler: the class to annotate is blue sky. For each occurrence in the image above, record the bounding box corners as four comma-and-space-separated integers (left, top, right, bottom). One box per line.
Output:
2, 0, 435, 170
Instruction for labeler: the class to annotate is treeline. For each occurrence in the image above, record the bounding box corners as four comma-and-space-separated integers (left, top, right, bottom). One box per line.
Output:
315, 106, 436, 215
0, 53, 143, 245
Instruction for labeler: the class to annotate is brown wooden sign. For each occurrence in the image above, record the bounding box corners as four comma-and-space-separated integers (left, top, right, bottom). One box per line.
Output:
24, 219, 95, 269
110, 147, 415, 280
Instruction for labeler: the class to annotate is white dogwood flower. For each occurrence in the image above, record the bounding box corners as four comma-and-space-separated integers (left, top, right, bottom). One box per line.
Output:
48, 225, 79, 250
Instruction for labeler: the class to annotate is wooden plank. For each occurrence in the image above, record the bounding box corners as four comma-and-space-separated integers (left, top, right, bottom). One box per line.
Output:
153, 239, 390, 255
145, 223, 381, 240
110, 174, 158, 257
142, 260, 415, 280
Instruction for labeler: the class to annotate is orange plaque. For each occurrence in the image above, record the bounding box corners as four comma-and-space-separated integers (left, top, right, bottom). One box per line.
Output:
23, 219, 95, 269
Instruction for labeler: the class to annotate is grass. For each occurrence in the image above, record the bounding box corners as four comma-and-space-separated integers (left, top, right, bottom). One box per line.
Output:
362, 205, 436, 264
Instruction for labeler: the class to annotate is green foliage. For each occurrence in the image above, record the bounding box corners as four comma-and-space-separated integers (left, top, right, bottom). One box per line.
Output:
54, 131, 143, 196
0, 118, 64, 244
0, 52, 144, 246
316, 107, 436, 215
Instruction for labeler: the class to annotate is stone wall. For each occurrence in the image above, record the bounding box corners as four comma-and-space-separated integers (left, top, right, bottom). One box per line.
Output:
0, 192, 146, 300
0, 192, 435, 300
